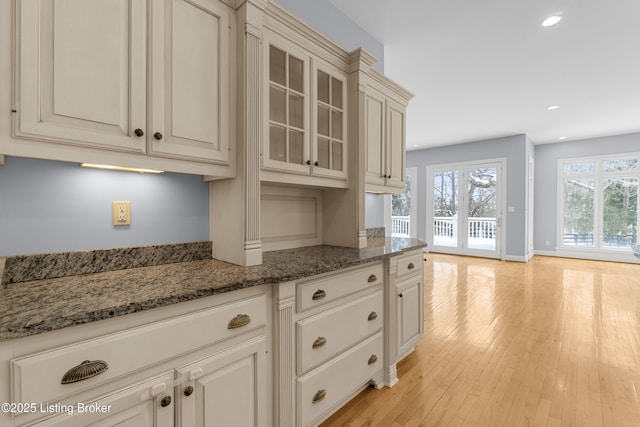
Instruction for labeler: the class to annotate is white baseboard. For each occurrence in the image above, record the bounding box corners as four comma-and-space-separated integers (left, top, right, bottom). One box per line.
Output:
534, 249, 640, 264
504, 255, 527, 262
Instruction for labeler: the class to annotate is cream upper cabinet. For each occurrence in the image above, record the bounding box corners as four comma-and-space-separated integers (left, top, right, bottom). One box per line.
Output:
262, 32, 348, 187
365, 74, 413, 194
149, 0, 233, 165
311, 60, 347, 180
15, 0, 147, 154
12, 0, 234, 175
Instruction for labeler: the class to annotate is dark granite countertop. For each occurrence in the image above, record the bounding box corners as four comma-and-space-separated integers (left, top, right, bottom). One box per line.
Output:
0, 238, 426, 342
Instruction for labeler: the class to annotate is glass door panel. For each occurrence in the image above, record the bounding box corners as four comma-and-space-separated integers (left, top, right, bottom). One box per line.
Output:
467, 167, 497, 251
432, 170, 458, 247
602, 177, 638, 248
429, 161, 503, 259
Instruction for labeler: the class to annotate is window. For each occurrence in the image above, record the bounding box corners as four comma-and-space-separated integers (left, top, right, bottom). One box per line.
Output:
560, 155, 639, 251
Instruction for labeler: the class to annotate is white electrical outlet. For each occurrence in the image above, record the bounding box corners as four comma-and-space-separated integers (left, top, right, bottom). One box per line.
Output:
112, 201, 131, 226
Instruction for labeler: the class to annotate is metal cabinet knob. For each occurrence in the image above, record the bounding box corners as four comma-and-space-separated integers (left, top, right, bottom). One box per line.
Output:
314, 161, 319, 166
184, 386, 194, 397
306, 160, 311, 165
408, 262, 415, 269
312, 289, 326, 300
160, 396, 172, 407
154, 132, 163, 140
134, 128, 144, 137
368, 354, 378, 365
399, 293, 403, 298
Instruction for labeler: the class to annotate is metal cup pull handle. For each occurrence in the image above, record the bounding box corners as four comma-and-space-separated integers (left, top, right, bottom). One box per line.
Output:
312, 336, 327, 349
61, 360, 109, 384
368, 311, 378, 321
312, 389, 326, 403
228, 314, 251, 329
408, 262, 415, 269
368, 274, 377, 283
368, 354, 378, 365
312, 289, 326, 300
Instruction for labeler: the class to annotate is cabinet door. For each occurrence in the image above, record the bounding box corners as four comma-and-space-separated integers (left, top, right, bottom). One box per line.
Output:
385, 98, 407, 190
149, 0, 233, 164
30, 373, 174, 427
311, 61, 347, 180
396, 276, 424, 360
15, 0, 146, 153
365, 88, 386, 186
177, 336, 267, 427
263, 35, 311, 175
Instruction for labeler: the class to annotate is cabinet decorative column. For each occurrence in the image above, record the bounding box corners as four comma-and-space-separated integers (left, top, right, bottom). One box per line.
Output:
210, 0, 266, 266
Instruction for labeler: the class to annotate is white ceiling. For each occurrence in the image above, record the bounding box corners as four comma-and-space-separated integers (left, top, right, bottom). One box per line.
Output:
329, 0, 640, 150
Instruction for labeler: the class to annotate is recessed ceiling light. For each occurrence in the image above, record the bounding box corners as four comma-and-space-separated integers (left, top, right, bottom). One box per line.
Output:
542, 15, 562, 27
547, 105, 560, 110
558, 136, 567, 140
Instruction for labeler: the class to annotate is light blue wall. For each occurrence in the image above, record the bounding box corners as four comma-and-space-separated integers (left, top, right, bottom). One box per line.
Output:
534, 132, 640, 252
407, 134, 529, 259
0, 157, 209, 256
273, 0, 384, 72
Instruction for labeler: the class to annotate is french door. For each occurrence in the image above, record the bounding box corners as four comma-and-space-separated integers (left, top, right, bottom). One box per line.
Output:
427, 160, 505, 258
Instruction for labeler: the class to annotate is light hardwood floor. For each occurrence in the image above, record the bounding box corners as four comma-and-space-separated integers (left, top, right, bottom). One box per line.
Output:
321, 254, 640, 426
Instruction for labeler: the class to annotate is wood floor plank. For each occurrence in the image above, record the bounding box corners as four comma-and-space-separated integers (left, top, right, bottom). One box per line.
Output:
321, 255, 640, 427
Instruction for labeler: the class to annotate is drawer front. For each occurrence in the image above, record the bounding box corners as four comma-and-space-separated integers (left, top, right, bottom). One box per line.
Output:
297, 333, 383, 426
297, 291, 382, 374
297, 263, 383, 312
396, 251, 423, 280
12, 294, 266, 405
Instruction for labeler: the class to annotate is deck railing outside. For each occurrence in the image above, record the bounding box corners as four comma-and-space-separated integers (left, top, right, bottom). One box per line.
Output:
391, 216, 410, 237
433, 217, 496, 238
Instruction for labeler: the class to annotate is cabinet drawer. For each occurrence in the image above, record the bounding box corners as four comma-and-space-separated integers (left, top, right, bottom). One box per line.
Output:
297, 333, 383, 426
297, 291, 382, 374
296, 263, 383, 312
396, 251, 423, 280
12, 294, 266, 405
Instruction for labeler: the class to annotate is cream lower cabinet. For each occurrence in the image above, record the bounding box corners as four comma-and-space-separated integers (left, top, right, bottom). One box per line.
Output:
274, 263, 385, 427
388, 250, 425, 365
175, 336, 267, 427
27, 372, 175, 427
9, 0, 234, 176
4, 287, 267, 427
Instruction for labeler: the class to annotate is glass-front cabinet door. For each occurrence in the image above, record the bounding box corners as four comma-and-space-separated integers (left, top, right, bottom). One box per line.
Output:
312, 61, 347, 180
263, 35, 348, 184
265, 42, 309, 174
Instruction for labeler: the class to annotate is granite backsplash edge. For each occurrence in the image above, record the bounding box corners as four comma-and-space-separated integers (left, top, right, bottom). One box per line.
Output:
1, 241, 212, 285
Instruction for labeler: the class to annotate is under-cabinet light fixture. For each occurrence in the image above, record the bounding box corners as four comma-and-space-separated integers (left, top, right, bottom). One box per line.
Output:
541, 15, 562, 27
547, 105, 560, 110
558, 136, 567, 140
80, 163, 164, 174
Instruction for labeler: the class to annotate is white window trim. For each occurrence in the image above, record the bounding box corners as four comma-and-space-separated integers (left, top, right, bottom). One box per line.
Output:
556, 152, 640, 262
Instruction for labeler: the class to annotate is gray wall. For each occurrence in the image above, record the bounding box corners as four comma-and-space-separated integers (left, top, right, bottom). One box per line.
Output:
0, 157, 209, 256
534, 132, 640, 252
407, 134, 529, 259
273, 0, 384, 72
365, 193, 385, 228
